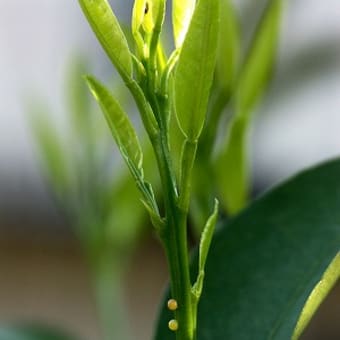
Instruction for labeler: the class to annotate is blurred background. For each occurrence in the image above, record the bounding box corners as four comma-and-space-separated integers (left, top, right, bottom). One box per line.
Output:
0, 0, 339, 339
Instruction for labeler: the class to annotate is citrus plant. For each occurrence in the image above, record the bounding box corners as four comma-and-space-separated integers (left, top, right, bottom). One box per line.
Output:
76, 1, 339, 340
1, 1, 339, 340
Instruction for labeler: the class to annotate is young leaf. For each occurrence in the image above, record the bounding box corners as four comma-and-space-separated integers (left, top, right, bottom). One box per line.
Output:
237, 0, 283, 114
156, 158, 340, 339
192, 199, 219, 299
172, 0, 196, 48
174, 0, 220, 141
85, 75, 143, 174
216, 0, 240, 97
78, 0, 133, 78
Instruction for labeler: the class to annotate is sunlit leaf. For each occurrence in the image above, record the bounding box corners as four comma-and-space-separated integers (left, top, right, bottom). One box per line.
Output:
174, 0, 219, 141
172, 0, 196, 48
78, 0, 133, 78
85, 75, 143, 174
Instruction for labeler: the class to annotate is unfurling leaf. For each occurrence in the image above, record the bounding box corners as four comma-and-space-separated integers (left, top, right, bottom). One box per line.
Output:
174, 0, 220, 141
172, 0, 196, 48
79, 0, 133, 78
192, 199, 219, 299
85, 75, 143, 174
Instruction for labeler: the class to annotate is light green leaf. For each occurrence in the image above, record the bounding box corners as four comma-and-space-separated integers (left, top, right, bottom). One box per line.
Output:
192, 199, 219, 299
30, 109, 71, 196
172, 0, 196, 48
156, 158, 340, 339
216, 115, 249, 215
174, 0, 219, 141
78, 0, 133, 78
237, 0, 283, 114
216, 0, 239, 96
85, 75, 143, 174
217, 0, 283, 215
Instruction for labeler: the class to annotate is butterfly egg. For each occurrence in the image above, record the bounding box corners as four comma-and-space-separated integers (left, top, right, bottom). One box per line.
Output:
167, 299, 178, 311
168, 319, 178, 332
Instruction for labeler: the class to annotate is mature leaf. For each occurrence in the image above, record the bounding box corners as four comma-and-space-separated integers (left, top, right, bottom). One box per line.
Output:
172, 0, 196, 48
156, 158, 340, 339
216, 115, 249, 215
78, 0, 132, 78
174, 0, 219, 141
0, 326, 77, 340
216, 0, 239, 96
85, 76, 143, 174
237, 0, 283, 114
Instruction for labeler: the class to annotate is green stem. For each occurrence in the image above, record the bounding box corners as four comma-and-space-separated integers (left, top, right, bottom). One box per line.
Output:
152, 131, 195, 340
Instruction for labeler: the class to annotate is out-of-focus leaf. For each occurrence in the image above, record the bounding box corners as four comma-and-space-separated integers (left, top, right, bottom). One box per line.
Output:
67, 58, 92, 136
85, 75, 143, 174
216, 115, 248, 215
237, 0, 283, 114
217, 0, 283, 215
156, 158, 340, 339
172, 0, 196, 48
0, 326, 77, 340
216, 0, 239, 97
174, 0, 219, 141
78, 0, 133, 78
30, 109, 71, 196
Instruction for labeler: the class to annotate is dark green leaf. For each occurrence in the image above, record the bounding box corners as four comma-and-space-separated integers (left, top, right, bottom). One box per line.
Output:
156, 158, 340, 339
78, 0, 133, 78
174, 0, 219, 141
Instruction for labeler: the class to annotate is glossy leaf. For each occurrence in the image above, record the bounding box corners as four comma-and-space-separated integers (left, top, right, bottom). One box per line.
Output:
216, 0, 239, 96
85, 76, 143, 174
174, 0, 219, 141
172, 0, 196, 48
237, 0, 283, 114
78, 0, 133, 78
156, 158, 340, 339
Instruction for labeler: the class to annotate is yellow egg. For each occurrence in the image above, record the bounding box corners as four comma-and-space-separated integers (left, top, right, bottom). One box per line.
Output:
168, 319, 179, 331
167, 299, 178, 311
